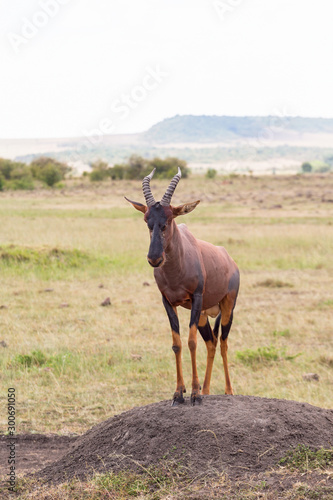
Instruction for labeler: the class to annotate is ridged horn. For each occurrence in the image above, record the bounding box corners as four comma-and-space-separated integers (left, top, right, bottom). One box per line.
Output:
160, 167, 182, 206
142, 168, 156, 207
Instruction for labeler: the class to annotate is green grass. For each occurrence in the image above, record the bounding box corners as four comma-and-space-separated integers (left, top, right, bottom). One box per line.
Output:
0, 245, 113, 279
279, 444, 333, 472
0, 244, 146, 278
235, 345, 301, 366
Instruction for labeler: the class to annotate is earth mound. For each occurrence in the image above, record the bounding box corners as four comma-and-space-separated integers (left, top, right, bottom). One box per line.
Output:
38, 395, 333, 484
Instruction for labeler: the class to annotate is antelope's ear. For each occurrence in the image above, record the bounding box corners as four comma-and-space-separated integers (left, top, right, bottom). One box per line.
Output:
171, 200, 200, 218
124, 197, 147, 214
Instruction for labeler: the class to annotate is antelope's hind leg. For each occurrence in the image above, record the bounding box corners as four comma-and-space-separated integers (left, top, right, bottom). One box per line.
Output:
220, 291, 237, 395
198, 313, 218, 395
162, 296, 186, 406
188, 292, 203, 406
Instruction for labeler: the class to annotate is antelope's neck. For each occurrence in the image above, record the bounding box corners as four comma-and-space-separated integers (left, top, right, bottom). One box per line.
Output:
163, 221, 184, 278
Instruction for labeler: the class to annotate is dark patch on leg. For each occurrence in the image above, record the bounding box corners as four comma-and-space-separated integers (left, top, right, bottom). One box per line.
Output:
228, 268, 240, 295
198, 319, 214, 342
189, 268, 204, 328
189, 293, 203, 328
213, 313, 221, 339
220, 269, 239, 341
162, 295, 179, 334
222, 311, 233, 341
172, 345, 180, 354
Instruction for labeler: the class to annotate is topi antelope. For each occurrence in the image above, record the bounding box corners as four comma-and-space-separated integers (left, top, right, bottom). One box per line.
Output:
125, 168, 239, 406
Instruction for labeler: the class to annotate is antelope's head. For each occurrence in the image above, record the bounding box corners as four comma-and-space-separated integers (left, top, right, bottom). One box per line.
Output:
125, 168, 200, 268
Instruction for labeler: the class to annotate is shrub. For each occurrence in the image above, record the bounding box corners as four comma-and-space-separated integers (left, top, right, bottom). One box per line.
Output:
205, 168, 217, 179
124, 155, 149, 180
0, 158, 16, 179
30, 157, 70, 186
39, 163, 62, 186
6, 177, 34, 190
147, 156, 190, 179
109, 164, 125, 180
301, 162, 312, 173
89, 160, 110, 182
88, 155, 190, 181
316, 164, 331, 173
0, 158, 35, 189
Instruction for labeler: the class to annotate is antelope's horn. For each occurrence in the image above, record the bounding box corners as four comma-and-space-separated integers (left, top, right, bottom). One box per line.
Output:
142, 168, 156, 207
160, 167, 182, 206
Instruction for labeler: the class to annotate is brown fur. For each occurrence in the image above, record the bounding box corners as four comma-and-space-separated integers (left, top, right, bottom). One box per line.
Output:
154, 220, 238, 311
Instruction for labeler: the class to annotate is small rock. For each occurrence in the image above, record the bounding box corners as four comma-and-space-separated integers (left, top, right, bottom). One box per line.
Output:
59, 303, 69, 308
0, 340, 8, 348
302, 373, 319, 381
0, 305, 8, 309
101, 297, 111, 307
39, 288, 54, 293
98, 284, 104, 288
143, 282, 150, 286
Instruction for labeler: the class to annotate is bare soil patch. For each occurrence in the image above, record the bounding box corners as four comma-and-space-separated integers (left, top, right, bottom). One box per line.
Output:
29, 395, 332, 484
0, 434, 77, 476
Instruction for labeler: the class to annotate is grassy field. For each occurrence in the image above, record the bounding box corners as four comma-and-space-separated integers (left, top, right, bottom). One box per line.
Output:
0, 173, 333, 498
0, 173, 332, 436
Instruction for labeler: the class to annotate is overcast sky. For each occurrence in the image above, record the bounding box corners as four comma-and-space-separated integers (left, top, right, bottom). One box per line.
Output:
1, 0, 333, 139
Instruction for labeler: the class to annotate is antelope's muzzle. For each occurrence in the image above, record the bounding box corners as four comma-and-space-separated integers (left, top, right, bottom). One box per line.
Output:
147, 254, 165, 268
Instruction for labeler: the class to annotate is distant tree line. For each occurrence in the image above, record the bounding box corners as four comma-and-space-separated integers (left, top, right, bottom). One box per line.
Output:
0, 157, 70, 190
89, 155, 190, 182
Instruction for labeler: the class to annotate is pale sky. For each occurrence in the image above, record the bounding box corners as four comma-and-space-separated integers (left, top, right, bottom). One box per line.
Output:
1, 0, 333, 139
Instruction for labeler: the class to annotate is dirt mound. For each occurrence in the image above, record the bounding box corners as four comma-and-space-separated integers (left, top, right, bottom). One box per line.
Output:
37, 395, 333, 484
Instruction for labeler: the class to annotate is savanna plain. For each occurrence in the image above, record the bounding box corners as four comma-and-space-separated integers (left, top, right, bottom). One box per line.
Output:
0, 173, 332, 499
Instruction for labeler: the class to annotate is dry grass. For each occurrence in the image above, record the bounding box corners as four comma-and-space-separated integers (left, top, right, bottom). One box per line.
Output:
0, 173, 332, 439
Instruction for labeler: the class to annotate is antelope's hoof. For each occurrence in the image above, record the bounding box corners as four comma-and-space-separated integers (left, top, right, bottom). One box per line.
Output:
172, 391, 185, 406
190, 394, 202, 406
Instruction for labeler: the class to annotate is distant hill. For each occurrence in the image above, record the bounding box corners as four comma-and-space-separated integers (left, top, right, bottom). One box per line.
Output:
2, 115, 333, 175
144, 115, 333, 143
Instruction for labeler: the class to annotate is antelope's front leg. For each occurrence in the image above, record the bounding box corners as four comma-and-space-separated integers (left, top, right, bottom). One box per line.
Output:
189, 292, 203, 405
162, 296, 186, 406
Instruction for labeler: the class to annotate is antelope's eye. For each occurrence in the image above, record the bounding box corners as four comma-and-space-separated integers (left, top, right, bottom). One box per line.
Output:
161, 224, 167, 232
